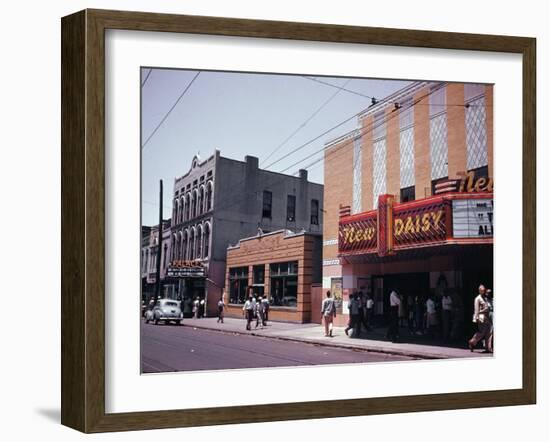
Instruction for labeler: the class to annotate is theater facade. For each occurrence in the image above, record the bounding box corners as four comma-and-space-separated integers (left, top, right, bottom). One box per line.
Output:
323, 80, 494, 327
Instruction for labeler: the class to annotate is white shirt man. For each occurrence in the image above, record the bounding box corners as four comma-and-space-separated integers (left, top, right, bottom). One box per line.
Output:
442, 294, 453, 311
426, 297, 436, 314
243, 297, 254, 330
390, 290, 401, 307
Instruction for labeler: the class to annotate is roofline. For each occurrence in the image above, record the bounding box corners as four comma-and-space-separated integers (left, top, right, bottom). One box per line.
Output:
324, 80, 444, 149
227, 228, 322, 250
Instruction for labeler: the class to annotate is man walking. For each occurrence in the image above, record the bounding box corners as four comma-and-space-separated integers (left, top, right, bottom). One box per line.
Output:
365, 294, 374, 331
468, 284, 493, 353
243, 295, 254, 331
321, 290, 337, 337
217, 297, 225, 323
261, 296, 270, 326
255, 296, 265, 329
441, 290, 453, 341
387, 289, 401, 342
345, 292, 361, 338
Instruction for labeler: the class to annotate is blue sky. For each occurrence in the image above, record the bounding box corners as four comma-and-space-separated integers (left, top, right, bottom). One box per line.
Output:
141, 68, 410, 226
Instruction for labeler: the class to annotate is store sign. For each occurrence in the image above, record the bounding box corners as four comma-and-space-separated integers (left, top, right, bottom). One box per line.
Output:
166, 260, 205, 278
338, 193, 493, 257
338, 215, 378, 254
452, 199, 494, 238
393, 205, 446, 248
458, 171, 493, 193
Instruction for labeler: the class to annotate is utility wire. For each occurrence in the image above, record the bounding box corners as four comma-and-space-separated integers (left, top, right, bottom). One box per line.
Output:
260, 78, 353, 167
303, 76, 374, 100
283, 82, 448, 175
203, 83, 447, 216
141, 68, 153, 88
305, 76, 488, 107
141, 71, 201, 150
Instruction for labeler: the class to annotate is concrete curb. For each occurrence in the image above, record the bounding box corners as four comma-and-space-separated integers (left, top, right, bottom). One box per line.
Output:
183, 322, 451, 360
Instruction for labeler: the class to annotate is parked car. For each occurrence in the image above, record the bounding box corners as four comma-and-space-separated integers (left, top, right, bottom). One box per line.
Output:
144, 299, 183, 325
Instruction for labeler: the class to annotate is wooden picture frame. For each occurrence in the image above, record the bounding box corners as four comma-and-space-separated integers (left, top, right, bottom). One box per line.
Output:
61, 8, 536, 433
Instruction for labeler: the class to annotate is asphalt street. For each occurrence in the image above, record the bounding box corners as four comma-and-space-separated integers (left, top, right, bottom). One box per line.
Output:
141, 320, 413, 373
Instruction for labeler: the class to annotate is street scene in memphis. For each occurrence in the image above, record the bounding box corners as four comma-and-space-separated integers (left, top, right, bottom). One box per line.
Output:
140, 68, 494, 373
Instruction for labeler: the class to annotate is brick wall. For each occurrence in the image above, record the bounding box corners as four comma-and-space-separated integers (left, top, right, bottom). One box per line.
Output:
323, 136, 354, 263
223, 231, 320, 323
413, 86, 431, 199
446, 83, 467, 178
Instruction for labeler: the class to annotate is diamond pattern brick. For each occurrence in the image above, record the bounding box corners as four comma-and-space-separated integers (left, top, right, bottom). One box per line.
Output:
400, 126, 415, 188
466, 96, 488, 170
430, 113, 448, 180
372, 138, 386, 208
352, 136, 362, 214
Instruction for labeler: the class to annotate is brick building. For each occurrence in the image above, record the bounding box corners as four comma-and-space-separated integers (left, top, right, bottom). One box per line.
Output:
323, 81, 493, 332
224, 229, 322, 323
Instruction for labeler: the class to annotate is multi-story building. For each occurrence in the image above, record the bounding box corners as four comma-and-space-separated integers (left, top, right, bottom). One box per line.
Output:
323, 81, 493, 333
140, 220, 172, 302
167, 150, 324, 316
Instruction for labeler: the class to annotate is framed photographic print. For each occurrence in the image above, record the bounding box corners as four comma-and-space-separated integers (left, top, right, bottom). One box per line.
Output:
61, 9, 536, 433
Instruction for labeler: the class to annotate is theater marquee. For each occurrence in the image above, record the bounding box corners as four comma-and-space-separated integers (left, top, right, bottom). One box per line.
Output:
338, 192, 493, 258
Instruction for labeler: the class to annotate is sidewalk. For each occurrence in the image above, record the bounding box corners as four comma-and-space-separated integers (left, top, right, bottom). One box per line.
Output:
181, 316, 490, 360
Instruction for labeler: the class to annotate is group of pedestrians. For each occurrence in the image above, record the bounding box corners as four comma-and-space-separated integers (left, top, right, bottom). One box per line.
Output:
321, 284, 494, 351
321, 290, 375, 338
384, 289, 463, 342
242, 295, 270, 330
192, 297, 206, 319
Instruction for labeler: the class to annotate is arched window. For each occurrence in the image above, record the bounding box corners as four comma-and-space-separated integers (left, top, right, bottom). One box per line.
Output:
198, 185, 205, 215
172, 201, 178, 226
179, 196, 184, 223
171, 234, 177, 261
203, 223, 210, 258
192, 190, 198, 219
174, 233, 181, 260
196, 225, 203, 259
185, 193, 191, 220
181, 230, 188, 261
206, 181, 213, 211
189, 228, 196, 260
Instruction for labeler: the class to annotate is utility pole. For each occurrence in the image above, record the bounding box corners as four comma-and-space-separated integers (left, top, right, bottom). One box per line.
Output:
154, 179, 163, 302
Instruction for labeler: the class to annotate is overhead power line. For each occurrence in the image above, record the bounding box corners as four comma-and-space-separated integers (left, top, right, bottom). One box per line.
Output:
141, 71, 201, 150
141, 68, 153, 88
260, 78, 354, 167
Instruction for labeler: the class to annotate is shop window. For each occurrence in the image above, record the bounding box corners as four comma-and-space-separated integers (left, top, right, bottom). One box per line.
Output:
286, 195, 296, 222
400, 186, 415, 203
203, 224, 210, 258
269, 261, 298, 308
310, 199, 319, 225
262, 190, 272, 219
229, 267, 249, 304
252, 265, 265, 299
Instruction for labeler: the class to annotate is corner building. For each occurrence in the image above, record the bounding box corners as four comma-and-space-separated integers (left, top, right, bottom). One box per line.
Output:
323, 81, 493, 330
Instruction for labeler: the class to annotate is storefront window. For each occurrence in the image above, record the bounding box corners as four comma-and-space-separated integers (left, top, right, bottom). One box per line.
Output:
252, 265, 265, 299
229, 267, 249, 304
270, 261, 298, 307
